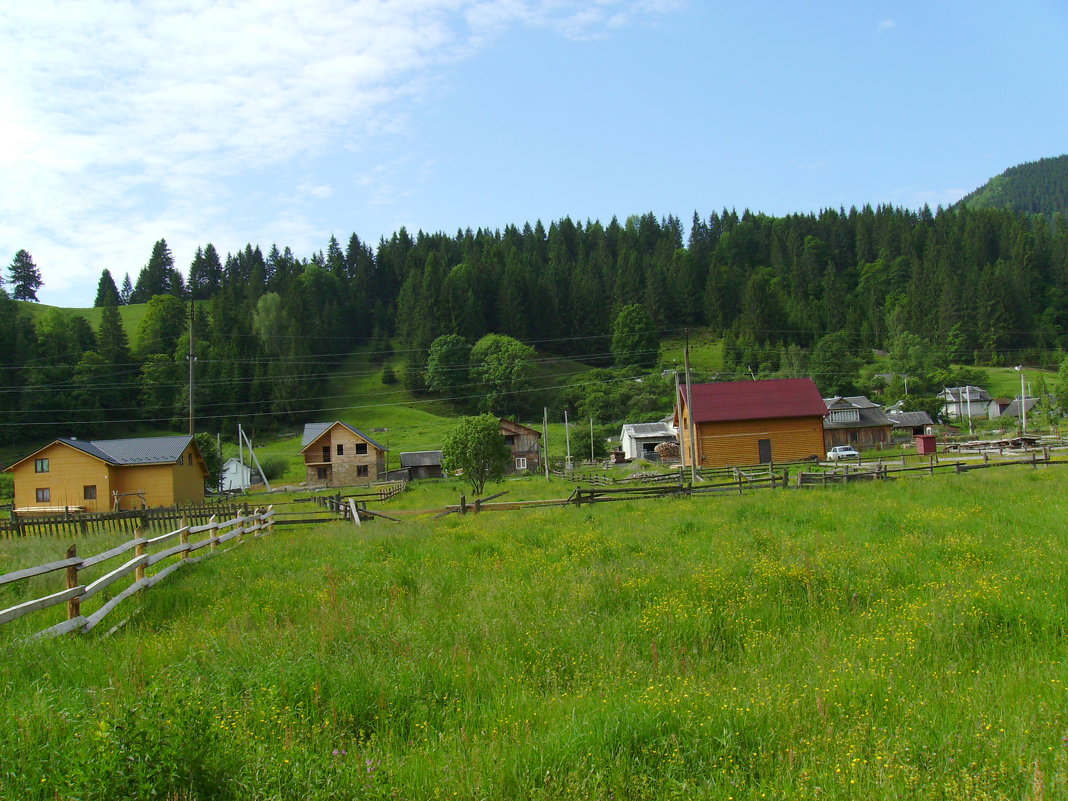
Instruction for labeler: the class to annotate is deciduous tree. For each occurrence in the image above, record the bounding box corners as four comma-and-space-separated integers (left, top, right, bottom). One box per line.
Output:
442, 414, 510, 496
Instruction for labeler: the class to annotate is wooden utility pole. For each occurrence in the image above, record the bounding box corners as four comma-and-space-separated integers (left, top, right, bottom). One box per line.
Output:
543, 407, 550, 480
684, 329, 698, 483
188, 302, 195, 435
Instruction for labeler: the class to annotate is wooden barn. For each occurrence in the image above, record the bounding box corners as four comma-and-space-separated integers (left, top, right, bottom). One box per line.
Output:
4, 435, 208, 512
499, 418, 541, 473
300, 422, 387, 487
675, 378, 827, 467
400, 450, 444, 480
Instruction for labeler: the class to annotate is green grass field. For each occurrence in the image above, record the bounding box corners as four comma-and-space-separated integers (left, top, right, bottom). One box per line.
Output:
3, 469, 1068, 799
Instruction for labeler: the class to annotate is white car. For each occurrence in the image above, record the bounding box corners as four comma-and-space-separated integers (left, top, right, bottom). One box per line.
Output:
827, 445, 860, 461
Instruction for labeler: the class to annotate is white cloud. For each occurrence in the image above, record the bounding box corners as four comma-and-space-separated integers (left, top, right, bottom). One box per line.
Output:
877, 19, 896, 31
0, 0, 674, 304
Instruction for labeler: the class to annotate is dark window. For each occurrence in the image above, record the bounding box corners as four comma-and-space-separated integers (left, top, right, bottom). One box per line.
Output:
322, 445, 331, 463
504, 435, 516, 446
34, 458, 49, 473
757, 438, 772, 464
336, 444, 344, 456
178, 454, 184, 465
354, 443, 368, 455
316, 467, 329, 480
357, 465, 369, 477
83, 485, 97, 500
36, 488, 50, 503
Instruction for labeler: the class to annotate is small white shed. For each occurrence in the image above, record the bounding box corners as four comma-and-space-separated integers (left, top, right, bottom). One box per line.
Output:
619, 422, 677, 461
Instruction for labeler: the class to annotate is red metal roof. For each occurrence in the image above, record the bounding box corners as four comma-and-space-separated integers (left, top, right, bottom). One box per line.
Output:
683, 378, 827, 423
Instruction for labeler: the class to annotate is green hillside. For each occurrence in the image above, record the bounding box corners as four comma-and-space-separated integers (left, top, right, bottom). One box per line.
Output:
958, 154, 1068, 217
16, 299, 154, 348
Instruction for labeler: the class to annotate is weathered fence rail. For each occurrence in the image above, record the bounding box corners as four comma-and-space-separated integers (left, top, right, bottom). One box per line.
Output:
0, 502, 242, 539
0, 507, 274, 639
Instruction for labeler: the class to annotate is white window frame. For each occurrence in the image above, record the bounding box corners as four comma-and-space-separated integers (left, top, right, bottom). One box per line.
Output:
515, 457, 527, 470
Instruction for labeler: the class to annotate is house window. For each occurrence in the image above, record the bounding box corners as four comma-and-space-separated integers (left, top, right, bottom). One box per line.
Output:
357, 465, 369, 477
178, 454, 184, 465
504, 435, 516, 446
316, 467, 329, 480
354, 443, 368, 455
336, 444, 344, 456
515, 457, 527, 470
34, 458, 49, 473
83, 485, 97, 501
36, 488, 50, 503
322, 446, 331, 463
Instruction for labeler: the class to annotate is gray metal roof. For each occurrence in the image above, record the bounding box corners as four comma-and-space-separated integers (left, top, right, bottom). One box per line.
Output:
400, 450, 443, 467
822, 396, 891, 430
998, 397, 1039, 418
888, 410, 934, 428
621, 422, 675, 438
59, 435, 195, 465
300, 421, 388, 452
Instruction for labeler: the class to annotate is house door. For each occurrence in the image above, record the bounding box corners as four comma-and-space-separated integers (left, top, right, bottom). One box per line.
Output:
757, 438, 772, 464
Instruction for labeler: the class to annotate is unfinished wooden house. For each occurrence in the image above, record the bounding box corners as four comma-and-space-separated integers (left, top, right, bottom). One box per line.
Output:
300, 422, 387, 487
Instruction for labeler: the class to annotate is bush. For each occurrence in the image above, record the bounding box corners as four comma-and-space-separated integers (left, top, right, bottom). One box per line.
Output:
258, 455, 290, 482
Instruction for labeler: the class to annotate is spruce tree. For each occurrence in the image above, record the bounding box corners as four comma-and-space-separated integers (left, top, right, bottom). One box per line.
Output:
94, 268, 120, 306
7, 250, 43, 301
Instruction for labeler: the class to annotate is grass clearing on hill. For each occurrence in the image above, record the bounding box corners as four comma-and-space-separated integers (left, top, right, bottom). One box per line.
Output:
3, 468, 1068, 799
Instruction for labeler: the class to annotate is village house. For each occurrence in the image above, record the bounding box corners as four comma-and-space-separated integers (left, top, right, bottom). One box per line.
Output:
220, 457, 263, 492
300, 421, 387, 487
675, 378, 827, 467
499, 418, 541, 473
887, 407, 935, 439
823, 396, 892, 450
938, 386, 997, 421
4, 435, 208, 512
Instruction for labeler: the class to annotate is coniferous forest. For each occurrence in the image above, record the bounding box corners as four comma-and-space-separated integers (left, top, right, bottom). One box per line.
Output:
3, 197, 1068, 445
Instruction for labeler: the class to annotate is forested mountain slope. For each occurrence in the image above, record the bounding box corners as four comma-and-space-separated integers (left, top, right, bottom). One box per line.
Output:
958, 155, 1068, 218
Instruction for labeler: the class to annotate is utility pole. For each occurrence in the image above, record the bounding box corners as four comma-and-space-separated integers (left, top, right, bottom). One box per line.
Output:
684, 329, 698, 483
238, 423, 245, 492
188, 302, 195, 435
589, 416, 595, 462
564, 410, 572, 471
1016, 365, 1026, 434
675, 368, 687, 470
543, 407, 550, 480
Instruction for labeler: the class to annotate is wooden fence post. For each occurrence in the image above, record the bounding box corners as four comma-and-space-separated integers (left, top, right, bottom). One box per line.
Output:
209, 514, 218, 552
267, 506, 275, 533
928, 454, 934, 475
66, 544, 80, 620
460, 495, 467, 515
135, 527, 146, 582
179, 516, 189, 559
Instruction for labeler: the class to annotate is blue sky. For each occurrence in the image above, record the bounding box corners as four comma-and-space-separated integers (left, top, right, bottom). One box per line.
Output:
2, 0, 1066, 307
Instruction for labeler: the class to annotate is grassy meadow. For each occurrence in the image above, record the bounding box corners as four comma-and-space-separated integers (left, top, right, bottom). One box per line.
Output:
3, 468, 1068, 799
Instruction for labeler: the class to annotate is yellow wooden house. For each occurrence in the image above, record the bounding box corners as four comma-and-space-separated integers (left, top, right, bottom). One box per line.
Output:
4, 435, 209, 513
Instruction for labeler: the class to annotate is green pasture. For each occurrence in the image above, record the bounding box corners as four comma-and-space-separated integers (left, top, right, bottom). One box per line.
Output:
3, 468, 1068, 799
658, 330, 724, 376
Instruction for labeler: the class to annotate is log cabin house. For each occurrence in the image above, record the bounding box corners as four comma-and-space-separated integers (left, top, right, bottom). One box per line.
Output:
300, 422, 387, 487
4, 435, 208, 512
499, 418, 541, 473
675, 378, 827, 467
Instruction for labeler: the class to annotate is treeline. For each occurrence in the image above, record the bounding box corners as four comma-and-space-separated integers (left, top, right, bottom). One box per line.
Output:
2, 203, 1068, 443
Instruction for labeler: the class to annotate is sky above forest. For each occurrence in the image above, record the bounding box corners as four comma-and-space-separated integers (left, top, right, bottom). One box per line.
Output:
2, 0, 1067, 307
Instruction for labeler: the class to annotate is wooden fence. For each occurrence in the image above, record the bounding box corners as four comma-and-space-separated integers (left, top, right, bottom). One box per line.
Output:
0, 502, 242, 539
0, 507, 275, 639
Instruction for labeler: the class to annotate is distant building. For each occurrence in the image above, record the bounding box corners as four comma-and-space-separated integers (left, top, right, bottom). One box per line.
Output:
300, 422, 387, 487
887, 408, 935, 437
400, 450, 444, 480
938, 386, 996, 420
4, 435, 208, 512
675, 378, 827, 467
822, 396, 892, 450
619, 422, 677, 461
220, 457, 263, 491
499, 418, 541, 473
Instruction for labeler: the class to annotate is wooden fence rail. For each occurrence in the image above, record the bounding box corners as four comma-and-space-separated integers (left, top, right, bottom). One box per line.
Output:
0, 502, 242, 539
0, 507, 275, 639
